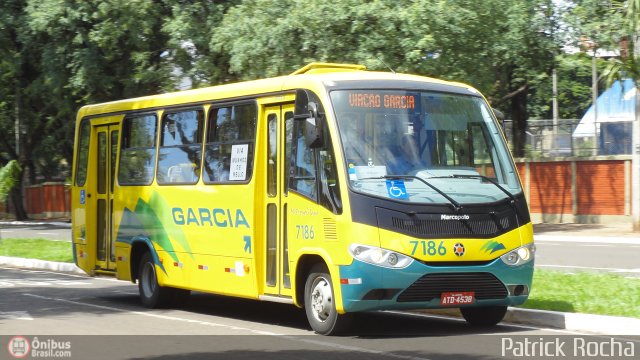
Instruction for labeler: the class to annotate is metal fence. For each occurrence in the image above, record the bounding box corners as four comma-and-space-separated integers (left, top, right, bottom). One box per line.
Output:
502, 119, 632, 158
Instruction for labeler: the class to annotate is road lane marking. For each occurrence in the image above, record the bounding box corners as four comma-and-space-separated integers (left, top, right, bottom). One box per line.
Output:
0, 278, 89, 288
0, 311, 33, 320
22, 293, 434, 360
537, 264, 640, 273
534, 235, 640, 245
0, 267, 121, 282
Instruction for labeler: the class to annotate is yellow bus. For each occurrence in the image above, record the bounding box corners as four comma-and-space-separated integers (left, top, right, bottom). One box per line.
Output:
71, 63, 534, 335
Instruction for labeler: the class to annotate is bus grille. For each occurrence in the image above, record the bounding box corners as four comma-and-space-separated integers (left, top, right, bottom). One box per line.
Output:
377, 207, 517, 238
396, 272, 508, 302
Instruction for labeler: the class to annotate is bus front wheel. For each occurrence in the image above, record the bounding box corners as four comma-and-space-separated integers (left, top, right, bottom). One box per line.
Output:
304, 264, 352, 335
460, 305, 508, 327
138, 252, 174, 308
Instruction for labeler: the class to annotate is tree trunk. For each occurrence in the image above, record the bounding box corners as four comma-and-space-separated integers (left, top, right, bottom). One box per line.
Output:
9, 184, 27, 220
12, 77, 28, 221
510, 84, 529, 158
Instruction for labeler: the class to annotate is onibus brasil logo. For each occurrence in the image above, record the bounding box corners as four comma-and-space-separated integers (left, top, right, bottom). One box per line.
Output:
7, 336, 30, 359
7, 336, 72, 358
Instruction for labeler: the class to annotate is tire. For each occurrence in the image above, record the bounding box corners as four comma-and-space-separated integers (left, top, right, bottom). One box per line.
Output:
304, 264, 352, 335
460, 306, 508, 327
138, 252, 174, 308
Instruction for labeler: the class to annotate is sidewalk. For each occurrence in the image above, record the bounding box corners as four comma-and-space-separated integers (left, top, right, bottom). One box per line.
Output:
0, 219, 71, 228
533, 222, 640, 243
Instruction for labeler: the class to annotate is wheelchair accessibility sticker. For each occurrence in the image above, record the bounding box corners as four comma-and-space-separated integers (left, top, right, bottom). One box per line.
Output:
385, 180, 408, 199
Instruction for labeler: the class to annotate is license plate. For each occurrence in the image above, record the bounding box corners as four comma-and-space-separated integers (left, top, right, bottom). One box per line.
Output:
440, 292, 475, 306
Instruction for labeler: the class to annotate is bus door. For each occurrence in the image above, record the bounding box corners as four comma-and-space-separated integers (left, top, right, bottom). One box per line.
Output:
263, 104, 295, 298
90, 123, 119, 271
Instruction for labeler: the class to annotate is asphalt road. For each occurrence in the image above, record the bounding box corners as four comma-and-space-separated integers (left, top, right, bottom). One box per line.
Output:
1, 267, 637, 360
0, 222, 71, 241
535, 239, 640, 277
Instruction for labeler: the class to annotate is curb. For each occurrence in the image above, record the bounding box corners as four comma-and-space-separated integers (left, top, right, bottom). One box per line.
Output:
416, 307, 640, 336
504, 307, 640, 335
1, 257, 638, 335
0, 256, 84, 274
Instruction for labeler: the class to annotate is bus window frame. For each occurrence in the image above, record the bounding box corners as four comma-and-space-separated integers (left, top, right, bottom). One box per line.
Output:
288, 89, 342, 214
203, 100, 258, 185
156, 106, 205, 186
118, 112, 159, 186
74, 118, 91, 187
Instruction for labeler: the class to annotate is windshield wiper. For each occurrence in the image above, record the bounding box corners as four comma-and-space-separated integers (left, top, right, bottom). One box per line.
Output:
453, 174, 516, 201
430, 174, 522, 221
358, 175, 462, 211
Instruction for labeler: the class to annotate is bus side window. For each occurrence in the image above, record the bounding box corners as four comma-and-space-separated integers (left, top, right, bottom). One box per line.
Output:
118, 114, 157, 185
318, 121, 342, 214
204, 103, 257, 184
75, 119, 91, 186
289, 119, 317, 200
157, 109, 204, 185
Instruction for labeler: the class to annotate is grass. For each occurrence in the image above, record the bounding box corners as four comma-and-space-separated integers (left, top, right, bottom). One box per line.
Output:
521, 269, 640, 319
0, 237, 74, 263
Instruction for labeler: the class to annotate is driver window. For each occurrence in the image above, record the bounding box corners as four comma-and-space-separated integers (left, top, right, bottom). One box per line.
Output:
289, 121, 317, 200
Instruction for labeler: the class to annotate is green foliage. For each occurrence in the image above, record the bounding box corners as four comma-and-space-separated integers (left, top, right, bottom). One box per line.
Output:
522, 269, 640, 319
0, 238, 73, 263
529, 53, 608, 119
602, 0, 640, 87
0, 160, 21, 202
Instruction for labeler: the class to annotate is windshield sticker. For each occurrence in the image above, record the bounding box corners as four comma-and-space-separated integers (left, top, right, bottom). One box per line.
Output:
229, 144, 248, 181
348, 163, 357, 180
385, 180, 408, 199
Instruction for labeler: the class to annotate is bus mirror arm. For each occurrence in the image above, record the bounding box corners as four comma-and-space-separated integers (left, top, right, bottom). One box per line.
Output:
295, 101, 324, 149
492, 108, 506, 130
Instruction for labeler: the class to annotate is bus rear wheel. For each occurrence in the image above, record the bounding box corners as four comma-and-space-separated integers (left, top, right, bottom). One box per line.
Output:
304, 264, 352, 335
460, 306, 508, 327
138, 252, 174, 308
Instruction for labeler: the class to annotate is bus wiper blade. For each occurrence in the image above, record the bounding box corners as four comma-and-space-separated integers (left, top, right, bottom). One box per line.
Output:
358, 175, 461, 211
451, 174, 516, 202
437, 174, 522, 223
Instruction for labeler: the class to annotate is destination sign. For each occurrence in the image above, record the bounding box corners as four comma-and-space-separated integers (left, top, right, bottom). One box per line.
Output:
348, 92, 415, 109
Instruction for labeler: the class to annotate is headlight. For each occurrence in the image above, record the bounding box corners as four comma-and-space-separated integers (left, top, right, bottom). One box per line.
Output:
348, 244, 413, 269
500, 243, 536, 266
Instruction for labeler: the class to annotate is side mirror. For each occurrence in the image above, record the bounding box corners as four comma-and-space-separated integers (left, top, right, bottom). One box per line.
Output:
294, 90, 324, 148
303, 102, 323, 148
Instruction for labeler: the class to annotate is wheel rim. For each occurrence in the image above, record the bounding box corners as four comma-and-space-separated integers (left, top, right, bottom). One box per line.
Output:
310, 276, 333, 322
141, 261, 156, 298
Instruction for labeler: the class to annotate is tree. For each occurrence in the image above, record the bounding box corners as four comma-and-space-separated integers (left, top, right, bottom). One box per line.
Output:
528, 53, 609, 120
214, 0, 561, 157
161, 1, 239, 87
0, 0, 183, 218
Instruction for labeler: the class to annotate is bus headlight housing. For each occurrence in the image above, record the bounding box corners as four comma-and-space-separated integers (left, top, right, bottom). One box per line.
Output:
500, 243, 536, 266
349, 244, 413, 269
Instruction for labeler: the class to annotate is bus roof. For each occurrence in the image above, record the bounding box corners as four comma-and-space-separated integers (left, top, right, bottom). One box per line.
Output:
77, 63, 480, 119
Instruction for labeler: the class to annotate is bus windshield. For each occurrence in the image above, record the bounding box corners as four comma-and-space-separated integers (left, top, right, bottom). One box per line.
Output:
330, 90, 522, 204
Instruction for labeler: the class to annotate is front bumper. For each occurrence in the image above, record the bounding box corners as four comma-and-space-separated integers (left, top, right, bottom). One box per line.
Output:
338, 257, 534, 313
